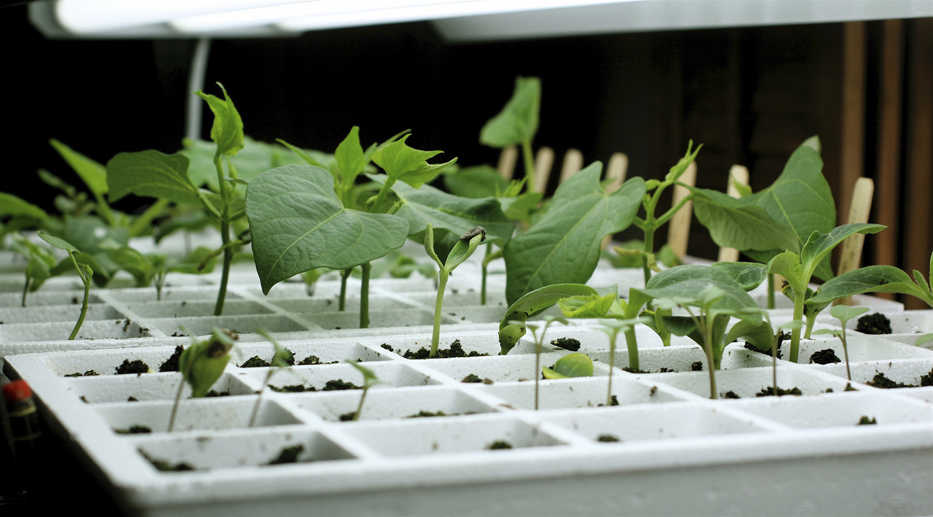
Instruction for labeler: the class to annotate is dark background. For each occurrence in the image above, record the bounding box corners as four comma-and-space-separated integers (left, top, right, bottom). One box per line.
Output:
2, 6, 931, 301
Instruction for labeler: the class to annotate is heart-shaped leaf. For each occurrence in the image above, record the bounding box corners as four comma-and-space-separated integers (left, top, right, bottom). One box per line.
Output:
480, 77, 541, 148
107, 150, 199, 204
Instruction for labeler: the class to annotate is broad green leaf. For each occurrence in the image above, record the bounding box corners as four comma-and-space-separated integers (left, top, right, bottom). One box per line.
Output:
184, 137, 327, 189
38, 230, 78, 253
709, 262, 767, 291
810, 266, 932, 307
106, 150, 199, 204
504, 165, 646, 304
0, 193, 49, 221
638, 265, 759, 321
372, 135, 457, 188
690, 187, 799, 252
499, 192, 542, 222
247, 164, 409, 294
196, 83, 244, 158
443, 166, 508, 198
346, 361, 379, 388
382, 178, 514, 246
542, 353, 594, 379
799, 223, 886, 275
107, 247, 153, 287
499, 283, 598, 354
558, 293, 616, 318
723, 319, 772, 351
333, 126, 369, 186
444, 230, 485, 272
480, 77, 541, 148
60, 216, 129, 254
665, 141, 702, 183
49, 139, 108, 196
179, 329, 234, 398
767, 251, 807, 296
829, 305, 869, 323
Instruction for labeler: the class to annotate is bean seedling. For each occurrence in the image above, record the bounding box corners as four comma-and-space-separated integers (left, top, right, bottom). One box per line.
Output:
249, 329, 295, 427
167, 329, 235, 432
525, 316, 567, 410
37, 231, 94, 340
345, 362, 380, 421
814, 306, 870, 382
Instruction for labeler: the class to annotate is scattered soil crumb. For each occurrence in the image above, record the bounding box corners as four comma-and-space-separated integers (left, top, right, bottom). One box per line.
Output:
809, 349, 841, 364
691, 361, 703, 371
756, 386, 803, 397
65, 370, 99, 377
487, 440, 513, 450
550, 337, 581, 351
866, 372, 915, 389
407, 410, 450, 418
462, 373, 494, 384
80, 396, 89, 403
856, 313, 892, 335
240, 356, 270, 368
403, 340, 487, 359
127, 396, 138, 402
141, 451, 195, 472
857, 416, 878, 426
920, 368, 933, 387
622, 367, 649, 374
723, 391, 741, 399
271, 384, 315, 393
597, 395, 620, 407
299, 355, 336, 366
159, 346, 184, 372
649, 386, 658, 396
267, 445, 304, 465
845, 383, 859, 392
380, 344, 395, 352
205, 390, 230, 397
339, 411, 357, 421
115, 360, 149, 375
744, 342, 783, 359
115, 425, 151, 435
597, 434, 621, 443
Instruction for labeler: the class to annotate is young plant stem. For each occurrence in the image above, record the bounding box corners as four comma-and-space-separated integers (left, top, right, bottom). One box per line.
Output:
521, 140, 536, 194
155, 269, 166, 301
804, 312, 817, 339
767, 274, 776, 309
703, 322, 717, 399
20, 276, 29, 308
789, 294, 805, 363
248, 370, 273, 428
359, 262, 371, 329
772, 332, 778, 395
167, 358, 194, 432
351, 385, 370, 421
430, 268, 450, 357
607, 329, 619, 406
534, 336, 541, 410
480, 244, 490, 305
68, 268, 90, 341
212, 156, 232, 317
641, 228, 655, 285
339, 268, 351, 311
623, 328, 640, 372
372, 178, 396, 212
840, 331, 852, 381
129, 198, 170, 237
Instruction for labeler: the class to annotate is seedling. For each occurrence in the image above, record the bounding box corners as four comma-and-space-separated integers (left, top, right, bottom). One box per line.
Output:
598, 318, 647, 406
730, 313, 803, 396
498, 283, 598, 355
249, 329, 295, 427
37, 231, 93, 340
480, 77, 541, 194
810, 251, 933, 309
424, 224, 486, 357
558, 290, 650, 372
541, 352, 594, 379
150, 247, 216, 301
814, 306, 870, 382
167, 328, 235, 432
525, 316, 567, 410
9, 235, 56, 307
345, 362, 380, 421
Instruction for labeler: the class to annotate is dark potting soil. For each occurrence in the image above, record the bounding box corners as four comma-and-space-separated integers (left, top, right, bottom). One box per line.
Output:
407, 410, 453, 418
127, 396, 138, 402
402, 340, 488, 359
271, 384, 313, 393
204, 390, 230, 397
338, 411, 357, 421
622, 367, 650, 374
114, 425, 151, 434
267, 445, 305, 465
756, 386, 803, 397
845, 383, 859, 391
744, 343, 783, 359
380, 344, 395, 352
596, 434, 621, 443
462, 373, 494, 384
722, 391, 741, 399
115, 359, 149, 375
270, 379, 360, 393
866, 372, 916, 389
809, 349, 841, 364
597, 395, 620, 407
298, 355, 337, 366
141, 451, 195, 472
64, 370, 99, 377
691, 361, 704, 371
159, 346, 184, 372
920, 368, 933, 387
550, 337, 581, 351
487, 440, 513, 450
240, 356, 270, 368
856, 313, 892, 335
857, 416, 878, 425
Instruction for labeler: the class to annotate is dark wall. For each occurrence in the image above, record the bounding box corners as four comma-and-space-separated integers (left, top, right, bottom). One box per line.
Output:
1, 6, 912, 262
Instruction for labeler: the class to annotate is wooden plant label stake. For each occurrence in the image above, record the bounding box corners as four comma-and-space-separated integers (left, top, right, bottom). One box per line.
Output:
497, 146, 518, 180
717, 165, 750, 262
837, 177, 875, 304
559, 148, 584, 183
601, 153, 629, 250
533, 147, 554, 194
667, 161, 697, 259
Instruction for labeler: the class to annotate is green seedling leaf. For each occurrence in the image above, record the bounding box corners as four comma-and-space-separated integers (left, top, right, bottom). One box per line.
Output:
809, 265, 932, 306
38, 169, 77, 197
480, 77, 541, 148
380, 177, 513, 245
167, 247, 218, 275
914, 333, 933, 346
346, 361, 379, 389
558, 293, 617, 318
196, 83, 244, 158
767, 251, 807, 296
723, 319, 772, 350
499, 191, 542, 222
49, 139, 108, 197
185, 137, 328, 189
799, 224, 886, 274
690, 187, 799, 252
444, 228, 486, 272
812, 328, 837, 336
179, 329, 234, 398
0, 193, 49, 221
829, 305, 870, 324
709, 262, 767, 291
778, 320, 805, 331
664, 140, 702, 183
333, 126, 371, 186
499, 283, 598, 354
106, 150, 199, 205
372, 135, 457, 189
542, 352, 594, 379
247, 164, 409, 294
443, 165, 508, 198
504, 165, 646, 304
38, 230, 78, 253
107, 247, 153, 287
638, 265, 759, 321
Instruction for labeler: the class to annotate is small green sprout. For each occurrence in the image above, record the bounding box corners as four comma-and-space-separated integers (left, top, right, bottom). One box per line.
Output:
249, 329, 295, 428
498, 283, 598, 355
541, 352, 594, 379
345, 362, 380, 421
167, 328, 235, 432
10, 235, 56, 307
38, 231, 93, 340
424, 224, 486, 358
814, 305, 870, 382
525, 316, 567, 410
597, 318, 645, 407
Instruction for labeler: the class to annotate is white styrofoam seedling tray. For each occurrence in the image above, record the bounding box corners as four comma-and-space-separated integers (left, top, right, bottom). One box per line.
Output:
6, 322, 933, 517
